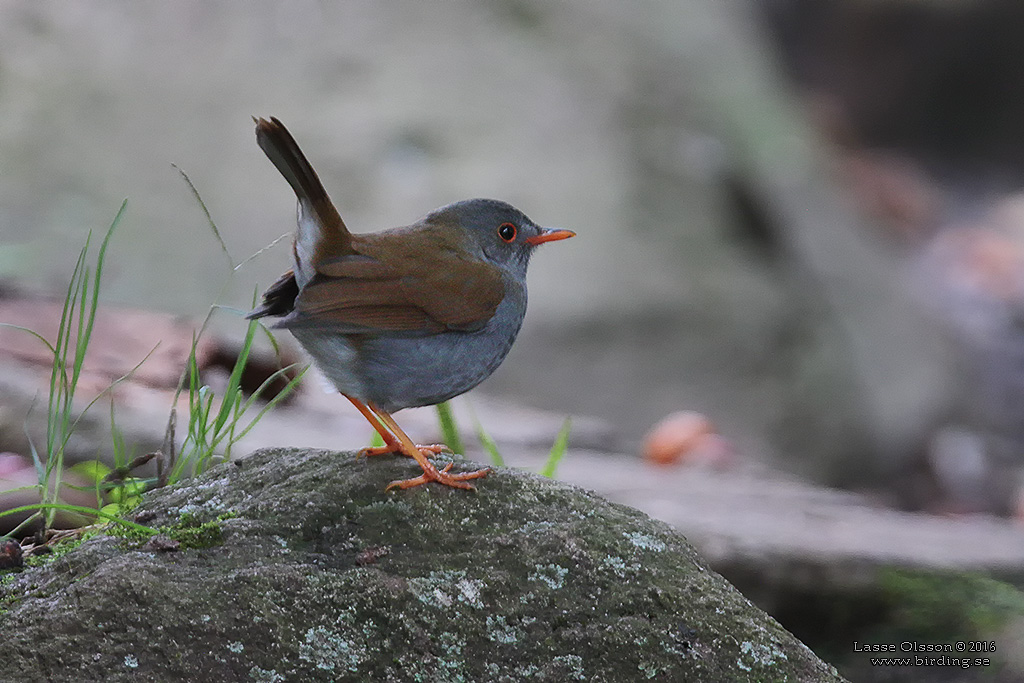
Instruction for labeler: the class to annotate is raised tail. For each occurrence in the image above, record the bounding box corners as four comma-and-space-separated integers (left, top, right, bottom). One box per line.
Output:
254, 117, 352, 274
254, 117, 331, 206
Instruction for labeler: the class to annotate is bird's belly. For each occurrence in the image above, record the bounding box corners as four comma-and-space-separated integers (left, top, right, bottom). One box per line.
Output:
357, 314, 523, 412
289, 329, 367, 398
291, 296, 525, 413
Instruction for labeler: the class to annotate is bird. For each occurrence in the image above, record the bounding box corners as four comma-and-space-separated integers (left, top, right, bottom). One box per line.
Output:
247, 117, 574, 491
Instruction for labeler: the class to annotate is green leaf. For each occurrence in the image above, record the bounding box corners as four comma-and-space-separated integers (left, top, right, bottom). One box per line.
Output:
100, 503, 123, 517
68, 460, 111, 486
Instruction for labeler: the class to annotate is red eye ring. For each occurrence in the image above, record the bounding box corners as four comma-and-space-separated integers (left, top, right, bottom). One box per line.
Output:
497, 222, 517, 243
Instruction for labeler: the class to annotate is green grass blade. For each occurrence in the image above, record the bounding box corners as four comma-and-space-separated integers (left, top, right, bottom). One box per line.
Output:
212, 317, 258, 435
4, 512, 44, 541
45, 248, 88, 524
228, 364, 309, 443
60, 343, 159, 455
0, 503, 157, 536
539, 417, 572, 479
69, 199, 126, 394
70, 264, 90, 389
39, 201, 126, 528
22, 402, 45, 483
467, 402, 504, 467
435, 401, 464, 454
232, 366, 308, 441
0, 324, 58, 356
73, 199, 125, 379
48, 236, 89, 455
108, 396, 127, 468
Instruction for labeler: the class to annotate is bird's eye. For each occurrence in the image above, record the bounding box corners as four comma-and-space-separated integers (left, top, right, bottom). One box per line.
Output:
497, 222, 517, 243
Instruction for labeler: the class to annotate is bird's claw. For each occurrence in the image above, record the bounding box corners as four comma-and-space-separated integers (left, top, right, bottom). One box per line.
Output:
385, 462, 491, 491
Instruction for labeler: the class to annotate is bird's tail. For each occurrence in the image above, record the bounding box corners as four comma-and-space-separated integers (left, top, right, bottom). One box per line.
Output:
254, 116, 352, 273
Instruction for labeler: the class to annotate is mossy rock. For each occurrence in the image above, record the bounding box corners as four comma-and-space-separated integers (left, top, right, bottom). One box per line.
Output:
0, 447, 845, 682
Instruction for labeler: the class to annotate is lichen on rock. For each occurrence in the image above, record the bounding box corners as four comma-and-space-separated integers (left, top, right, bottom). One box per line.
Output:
0, 447, 845, 682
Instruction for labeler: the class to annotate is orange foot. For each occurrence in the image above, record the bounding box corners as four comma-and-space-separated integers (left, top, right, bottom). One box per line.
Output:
358, 442, 451, 459
386, 461, 492, 492
342, 394, 491, 492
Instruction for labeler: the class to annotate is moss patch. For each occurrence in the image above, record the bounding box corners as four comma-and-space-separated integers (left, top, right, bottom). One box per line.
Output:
166, 511, 237, 549
0, 571, 19, 614
23, 531, 97, 568
105, 510, 237, 549
877, 568, 1024, 642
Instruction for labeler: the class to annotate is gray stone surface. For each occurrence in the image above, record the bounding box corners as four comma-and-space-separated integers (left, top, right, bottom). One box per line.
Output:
0, 447, 845, 683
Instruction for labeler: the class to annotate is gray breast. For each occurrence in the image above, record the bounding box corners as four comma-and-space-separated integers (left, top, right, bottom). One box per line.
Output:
358, 278, 527, 412
292, 276, 528, 413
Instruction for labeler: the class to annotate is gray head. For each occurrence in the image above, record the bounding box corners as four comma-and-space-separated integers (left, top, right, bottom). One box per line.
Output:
423, 198, 574, 278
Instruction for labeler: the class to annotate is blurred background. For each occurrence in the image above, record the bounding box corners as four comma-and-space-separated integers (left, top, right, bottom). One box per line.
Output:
4, 0, 1024, 679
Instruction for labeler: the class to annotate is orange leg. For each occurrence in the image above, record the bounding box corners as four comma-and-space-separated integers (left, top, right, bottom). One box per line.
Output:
343, 395, 490, 491
344, 395, 448, 458
371, 406, 491, 491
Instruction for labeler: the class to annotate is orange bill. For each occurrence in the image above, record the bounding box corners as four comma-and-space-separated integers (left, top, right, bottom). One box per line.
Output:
525, 228, 576, 246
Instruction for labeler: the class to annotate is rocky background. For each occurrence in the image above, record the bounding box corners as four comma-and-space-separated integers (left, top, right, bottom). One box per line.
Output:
4, 1, 1024, 680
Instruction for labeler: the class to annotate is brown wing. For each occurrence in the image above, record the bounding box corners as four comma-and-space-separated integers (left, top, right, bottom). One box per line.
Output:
279, 225, 505, 334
